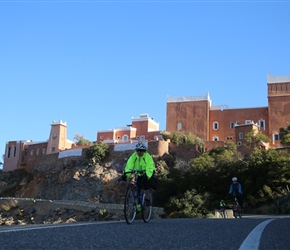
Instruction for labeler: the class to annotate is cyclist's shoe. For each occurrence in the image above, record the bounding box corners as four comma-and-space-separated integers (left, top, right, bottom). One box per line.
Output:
137, 204, 142, 212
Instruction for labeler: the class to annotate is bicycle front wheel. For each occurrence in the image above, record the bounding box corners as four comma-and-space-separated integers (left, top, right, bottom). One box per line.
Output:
142, 192, 153, 223
124, 186, 137, 224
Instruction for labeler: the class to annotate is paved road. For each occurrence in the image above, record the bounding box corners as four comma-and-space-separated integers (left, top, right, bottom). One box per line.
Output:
0, 216, 289, 250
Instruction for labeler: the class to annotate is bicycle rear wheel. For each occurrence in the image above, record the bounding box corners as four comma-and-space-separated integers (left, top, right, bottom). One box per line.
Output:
142, 192, 153, 223
124, 186, 137, 224
237, 205, 242, 218
233, 203, 238, 218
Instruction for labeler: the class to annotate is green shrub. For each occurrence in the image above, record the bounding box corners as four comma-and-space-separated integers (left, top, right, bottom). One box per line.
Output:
272, 193, 290, 214
164, 189, 207, 218
86, 142, 109, 164
160, 131, 171, 141
171, 131, 204, 149
98, 209, 108, 219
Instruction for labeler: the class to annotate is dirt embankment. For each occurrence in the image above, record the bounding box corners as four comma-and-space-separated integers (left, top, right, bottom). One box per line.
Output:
0, 198, 164, 226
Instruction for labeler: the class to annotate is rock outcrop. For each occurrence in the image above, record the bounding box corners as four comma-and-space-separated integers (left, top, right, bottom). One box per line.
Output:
0, 148, 168, 226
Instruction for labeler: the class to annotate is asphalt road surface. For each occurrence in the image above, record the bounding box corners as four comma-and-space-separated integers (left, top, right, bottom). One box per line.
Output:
0, 215, 289, 250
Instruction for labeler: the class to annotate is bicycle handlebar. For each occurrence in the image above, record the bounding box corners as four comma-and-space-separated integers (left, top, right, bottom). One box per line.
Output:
123, 169, 145, 175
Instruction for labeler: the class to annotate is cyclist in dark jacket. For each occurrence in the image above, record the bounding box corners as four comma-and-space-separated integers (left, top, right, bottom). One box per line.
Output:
229, 177, 243, 209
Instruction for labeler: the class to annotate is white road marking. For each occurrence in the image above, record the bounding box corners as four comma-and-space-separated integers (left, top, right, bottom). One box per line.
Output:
239, 219, 275, 250
0, 221, 122, 233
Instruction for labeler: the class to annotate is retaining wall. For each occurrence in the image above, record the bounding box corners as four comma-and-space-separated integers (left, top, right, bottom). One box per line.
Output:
0, 198, 164, 221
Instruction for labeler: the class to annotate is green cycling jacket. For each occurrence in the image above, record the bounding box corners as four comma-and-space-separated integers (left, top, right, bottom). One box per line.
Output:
125, 151, 156, 179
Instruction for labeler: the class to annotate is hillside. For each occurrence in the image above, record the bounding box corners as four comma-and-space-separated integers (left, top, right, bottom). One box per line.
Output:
0, 146, 177, 226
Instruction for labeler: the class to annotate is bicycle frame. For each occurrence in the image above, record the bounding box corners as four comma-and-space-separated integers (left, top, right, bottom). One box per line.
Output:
123, 169, 153, 224
219, 207, 226, 218
233, 195, 242, 218
125, 169, 144, 202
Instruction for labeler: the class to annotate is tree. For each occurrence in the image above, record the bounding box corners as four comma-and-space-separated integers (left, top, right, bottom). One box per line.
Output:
171, 131, 204, 150
244, 129, 270, 148
279, 124, 290, 146
73, 134, 91, 146
160, 131, 171, 141
85, 142, 109, 164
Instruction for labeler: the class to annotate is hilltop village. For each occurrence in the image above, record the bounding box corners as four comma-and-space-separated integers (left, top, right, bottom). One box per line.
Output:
3, 73, 290, 173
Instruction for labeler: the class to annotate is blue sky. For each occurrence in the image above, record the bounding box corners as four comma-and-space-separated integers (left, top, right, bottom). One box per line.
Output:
1, 0, 290, 160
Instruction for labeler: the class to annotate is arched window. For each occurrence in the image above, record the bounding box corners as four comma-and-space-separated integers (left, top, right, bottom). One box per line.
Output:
213, 121, 219, 130
177, 122, 182, 131
258, 119, 265, 130
239, 132, 243, 139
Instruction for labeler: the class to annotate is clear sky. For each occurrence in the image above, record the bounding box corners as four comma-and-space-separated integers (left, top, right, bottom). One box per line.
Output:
1, 0, 290, 161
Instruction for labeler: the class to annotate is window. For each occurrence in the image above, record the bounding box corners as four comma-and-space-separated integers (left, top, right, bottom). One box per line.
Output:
213, 136, 219, 141
273, 133, 280, 141
239, 132, 243, 139
154, 135, 163, 140
226, 136, 233, 140
30, 150, 34, 156
177, 122, 182, 131
230, 122, 236, 129
51, 147, 55, 152
42, 148, 46, 154
117, 136, 121, 139
259, 119, 265, 130
37, 149, 39, 155
237, 141, 242, 147
139, 135, 146, 141
245, 120, 252, 124
14, 147, 16, 157
7, 147, 11, 158
213, 121, 219, 130
24, 149, 28, 156
123, 135, 129, 141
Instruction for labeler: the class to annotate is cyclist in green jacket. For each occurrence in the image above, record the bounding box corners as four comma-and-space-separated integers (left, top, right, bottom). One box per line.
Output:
219, 199, 226, 218
123, 142, 156, 203
220, 200, 226, 209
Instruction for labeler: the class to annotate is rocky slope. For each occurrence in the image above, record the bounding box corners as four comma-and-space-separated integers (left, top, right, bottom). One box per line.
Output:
0, 149, 170, 226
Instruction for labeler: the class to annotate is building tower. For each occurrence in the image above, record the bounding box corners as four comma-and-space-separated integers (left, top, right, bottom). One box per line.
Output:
267, 74, 290, 146
166, 93, 211, 140
46, 120, 69, 154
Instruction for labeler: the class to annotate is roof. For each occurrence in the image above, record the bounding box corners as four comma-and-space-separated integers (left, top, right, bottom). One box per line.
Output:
267, 74, 290, 84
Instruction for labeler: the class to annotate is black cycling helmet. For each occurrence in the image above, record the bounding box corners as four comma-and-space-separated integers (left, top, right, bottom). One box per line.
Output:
135, 142, 147, 151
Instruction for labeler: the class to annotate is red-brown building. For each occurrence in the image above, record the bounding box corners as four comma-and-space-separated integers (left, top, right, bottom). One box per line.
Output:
3, 120, 74, 172
166, 74, 290, 149
97, 113, 162, 144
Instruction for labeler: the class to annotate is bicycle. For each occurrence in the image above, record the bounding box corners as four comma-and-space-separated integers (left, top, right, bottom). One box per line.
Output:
233, 194, 242, 218
219, 207, 226, 218
123, 169, 153, 224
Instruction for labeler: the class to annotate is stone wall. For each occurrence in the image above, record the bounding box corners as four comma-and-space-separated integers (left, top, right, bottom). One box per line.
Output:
22, 140, 171, 173
214, 209, 234, 219
31, 152, 86, 173
204, 141, 225, 152
19, 140, 204, 174
148, 140, 169, 156
169, 143, 202, 162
